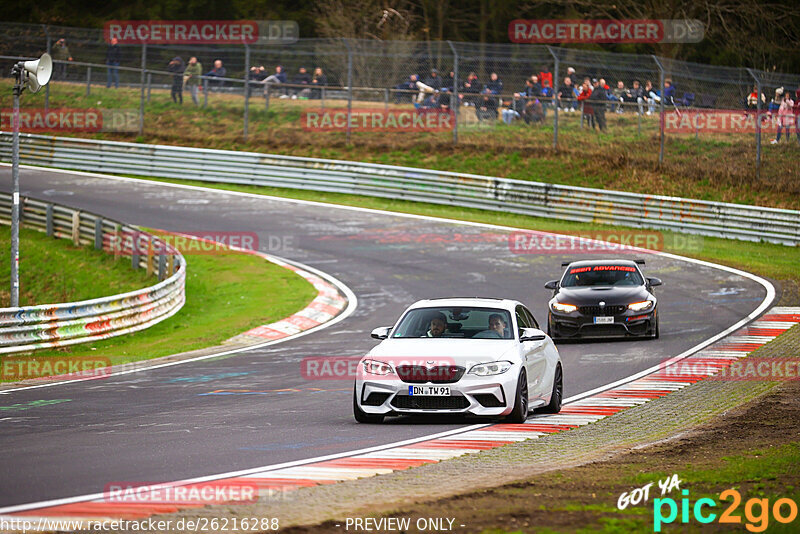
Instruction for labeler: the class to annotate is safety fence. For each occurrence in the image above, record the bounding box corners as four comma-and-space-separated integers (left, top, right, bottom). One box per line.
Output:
2, 22, 799, 173
1, 133, 797, 246
0, 190, 186, 354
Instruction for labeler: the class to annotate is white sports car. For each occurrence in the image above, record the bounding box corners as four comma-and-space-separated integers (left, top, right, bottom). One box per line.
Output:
354, 298, 563, 424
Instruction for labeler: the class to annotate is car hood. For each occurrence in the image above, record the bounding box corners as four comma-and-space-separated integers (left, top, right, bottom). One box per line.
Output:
367, 338, 519, 365
554, 286, 651, 306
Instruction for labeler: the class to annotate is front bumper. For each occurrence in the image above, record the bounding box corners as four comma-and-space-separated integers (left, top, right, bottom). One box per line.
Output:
549, 308, 657, 338
355, 370, 519, 417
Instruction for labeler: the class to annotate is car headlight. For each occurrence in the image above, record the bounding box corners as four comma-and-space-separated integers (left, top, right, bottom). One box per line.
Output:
551, 302, 578, 313
362, 359, 393, 375
628, 300, 654, 312
468, 360, 513, 376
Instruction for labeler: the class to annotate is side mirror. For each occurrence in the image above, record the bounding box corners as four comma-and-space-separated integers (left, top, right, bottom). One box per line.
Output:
520, 327, 547, 342
544, 280, 559, 290
370, 326, 391, 340
647, 277, 663, 287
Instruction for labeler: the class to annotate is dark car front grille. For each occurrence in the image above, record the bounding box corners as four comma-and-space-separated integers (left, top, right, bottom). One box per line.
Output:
391, 395, 470, 410
396, 365, 465, 384
362, 392, 391, 406
579, 305, 627, 316
580, 324, 627, 336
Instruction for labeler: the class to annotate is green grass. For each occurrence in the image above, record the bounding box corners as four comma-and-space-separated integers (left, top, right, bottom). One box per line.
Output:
0, 224, 152, 306
124, 175, 800, 284
0, 224, 317, 376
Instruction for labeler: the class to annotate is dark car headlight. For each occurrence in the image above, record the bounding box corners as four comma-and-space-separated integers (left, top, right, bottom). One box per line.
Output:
551, 302, 578, 313
628, 300, 654, 312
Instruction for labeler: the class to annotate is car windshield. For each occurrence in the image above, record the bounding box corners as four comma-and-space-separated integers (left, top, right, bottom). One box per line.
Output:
561, 265, 644, 287
391, 307, 514, 339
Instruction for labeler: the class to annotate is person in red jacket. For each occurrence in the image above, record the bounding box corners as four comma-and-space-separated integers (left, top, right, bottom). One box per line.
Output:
577, 78, 594, 129
794, 87, 800, 143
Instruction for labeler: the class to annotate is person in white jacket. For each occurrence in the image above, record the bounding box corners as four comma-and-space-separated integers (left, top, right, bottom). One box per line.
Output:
772, 93, 795, 144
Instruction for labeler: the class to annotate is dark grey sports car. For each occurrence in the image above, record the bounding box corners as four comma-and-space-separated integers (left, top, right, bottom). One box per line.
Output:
545, 259, 661, 340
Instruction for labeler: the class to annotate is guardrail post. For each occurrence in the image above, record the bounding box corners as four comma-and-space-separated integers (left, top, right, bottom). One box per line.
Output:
548, 46, 559, 149
71, 211, 80, 246
244, 43, 250, 141
46, 204, 54, 237
167, 254, 175, 275
146, 241, 154, 275
158, 254, 166, 281
447, 40, 459, 145
132, 247, 140, 269
652, 55, 665, 166
86, 66, 92, 96
146, 72, 152, 103
139, 44, 147, 136
94, 217, 103, 249
746, 68, 761, 179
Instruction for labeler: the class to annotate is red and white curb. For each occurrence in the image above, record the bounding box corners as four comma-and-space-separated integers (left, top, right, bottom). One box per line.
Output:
224, 256, 348, 345
3, 307, 798, 527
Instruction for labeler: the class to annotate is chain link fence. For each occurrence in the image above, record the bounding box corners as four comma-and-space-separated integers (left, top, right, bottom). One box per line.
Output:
1, 22, 798, 174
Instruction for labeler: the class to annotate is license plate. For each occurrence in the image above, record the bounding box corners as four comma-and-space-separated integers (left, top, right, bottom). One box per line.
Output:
594, 316, 614, 324
408, 386, 451, 396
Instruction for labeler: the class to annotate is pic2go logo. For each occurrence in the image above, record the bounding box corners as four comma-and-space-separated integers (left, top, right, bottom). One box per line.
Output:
654, 489, 798, 532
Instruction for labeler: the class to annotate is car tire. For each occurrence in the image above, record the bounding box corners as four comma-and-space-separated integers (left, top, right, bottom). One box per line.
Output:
353, 387, 384, 424
505, 370, 529, 423
651, 315, 660, 339
538, 364, 563, 414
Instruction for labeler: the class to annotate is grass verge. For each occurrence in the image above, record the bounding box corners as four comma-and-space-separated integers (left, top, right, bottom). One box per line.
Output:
1, 225, 317, 378
2, 79, 799, 209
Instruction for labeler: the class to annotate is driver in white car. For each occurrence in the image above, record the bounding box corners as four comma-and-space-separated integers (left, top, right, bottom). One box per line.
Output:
426, 313, 448, 337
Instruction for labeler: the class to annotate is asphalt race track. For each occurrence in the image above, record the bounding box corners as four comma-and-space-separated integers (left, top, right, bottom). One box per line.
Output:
0, 165, 771, 509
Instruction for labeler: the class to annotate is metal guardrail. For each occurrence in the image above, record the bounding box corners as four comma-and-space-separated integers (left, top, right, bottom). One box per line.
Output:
1, 133, 798, 246
0, 191, 186, 354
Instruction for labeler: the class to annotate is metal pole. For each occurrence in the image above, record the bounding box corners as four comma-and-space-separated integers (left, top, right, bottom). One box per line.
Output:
384, 88, 388, 112
86, 66, 92, 96
203, 78, 208, 108
548, 46, 559, 149
10, 75, 22, 307
652, 55, 665, 166
265, 82, 270, 111
244, 44, 250, 141
146, 72, 152, 102
447, 40, 458, 144
343, 39, 353, 145
139, 44, 146, 136
45, 28, 51, 111
746, 69, 761, 177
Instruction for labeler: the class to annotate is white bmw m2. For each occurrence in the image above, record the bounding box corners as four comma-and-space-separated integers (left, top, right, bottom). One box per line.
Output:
354, 298, 563, 423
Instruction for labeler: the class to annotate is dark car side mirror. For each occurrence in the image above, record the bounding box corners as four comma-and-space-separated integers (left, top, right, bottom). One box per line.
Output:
544, 280, 559, 290
647, 277, 663, 287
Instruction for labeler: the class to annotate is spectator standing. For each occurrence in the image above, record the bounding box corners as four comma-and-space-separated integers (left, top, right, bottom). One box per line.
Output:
183, 56, 203, 106
588, 78, 607, 130
167, 56, 185, 104
205, 59, 227, 91
310, 67, 327, 99
292, 66, 312, 99
52, 38, 72, 80
105, 37, 121, 88
772, 92, 794, 143
794, 87, 800, 143
530, 75, 542, 97
566, 67, 578, 87
476, 88, 498, 122
539, 67, 553, 89
577, 79, 594, 128
747, 85, 766, 110
768, 87, 784, 113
